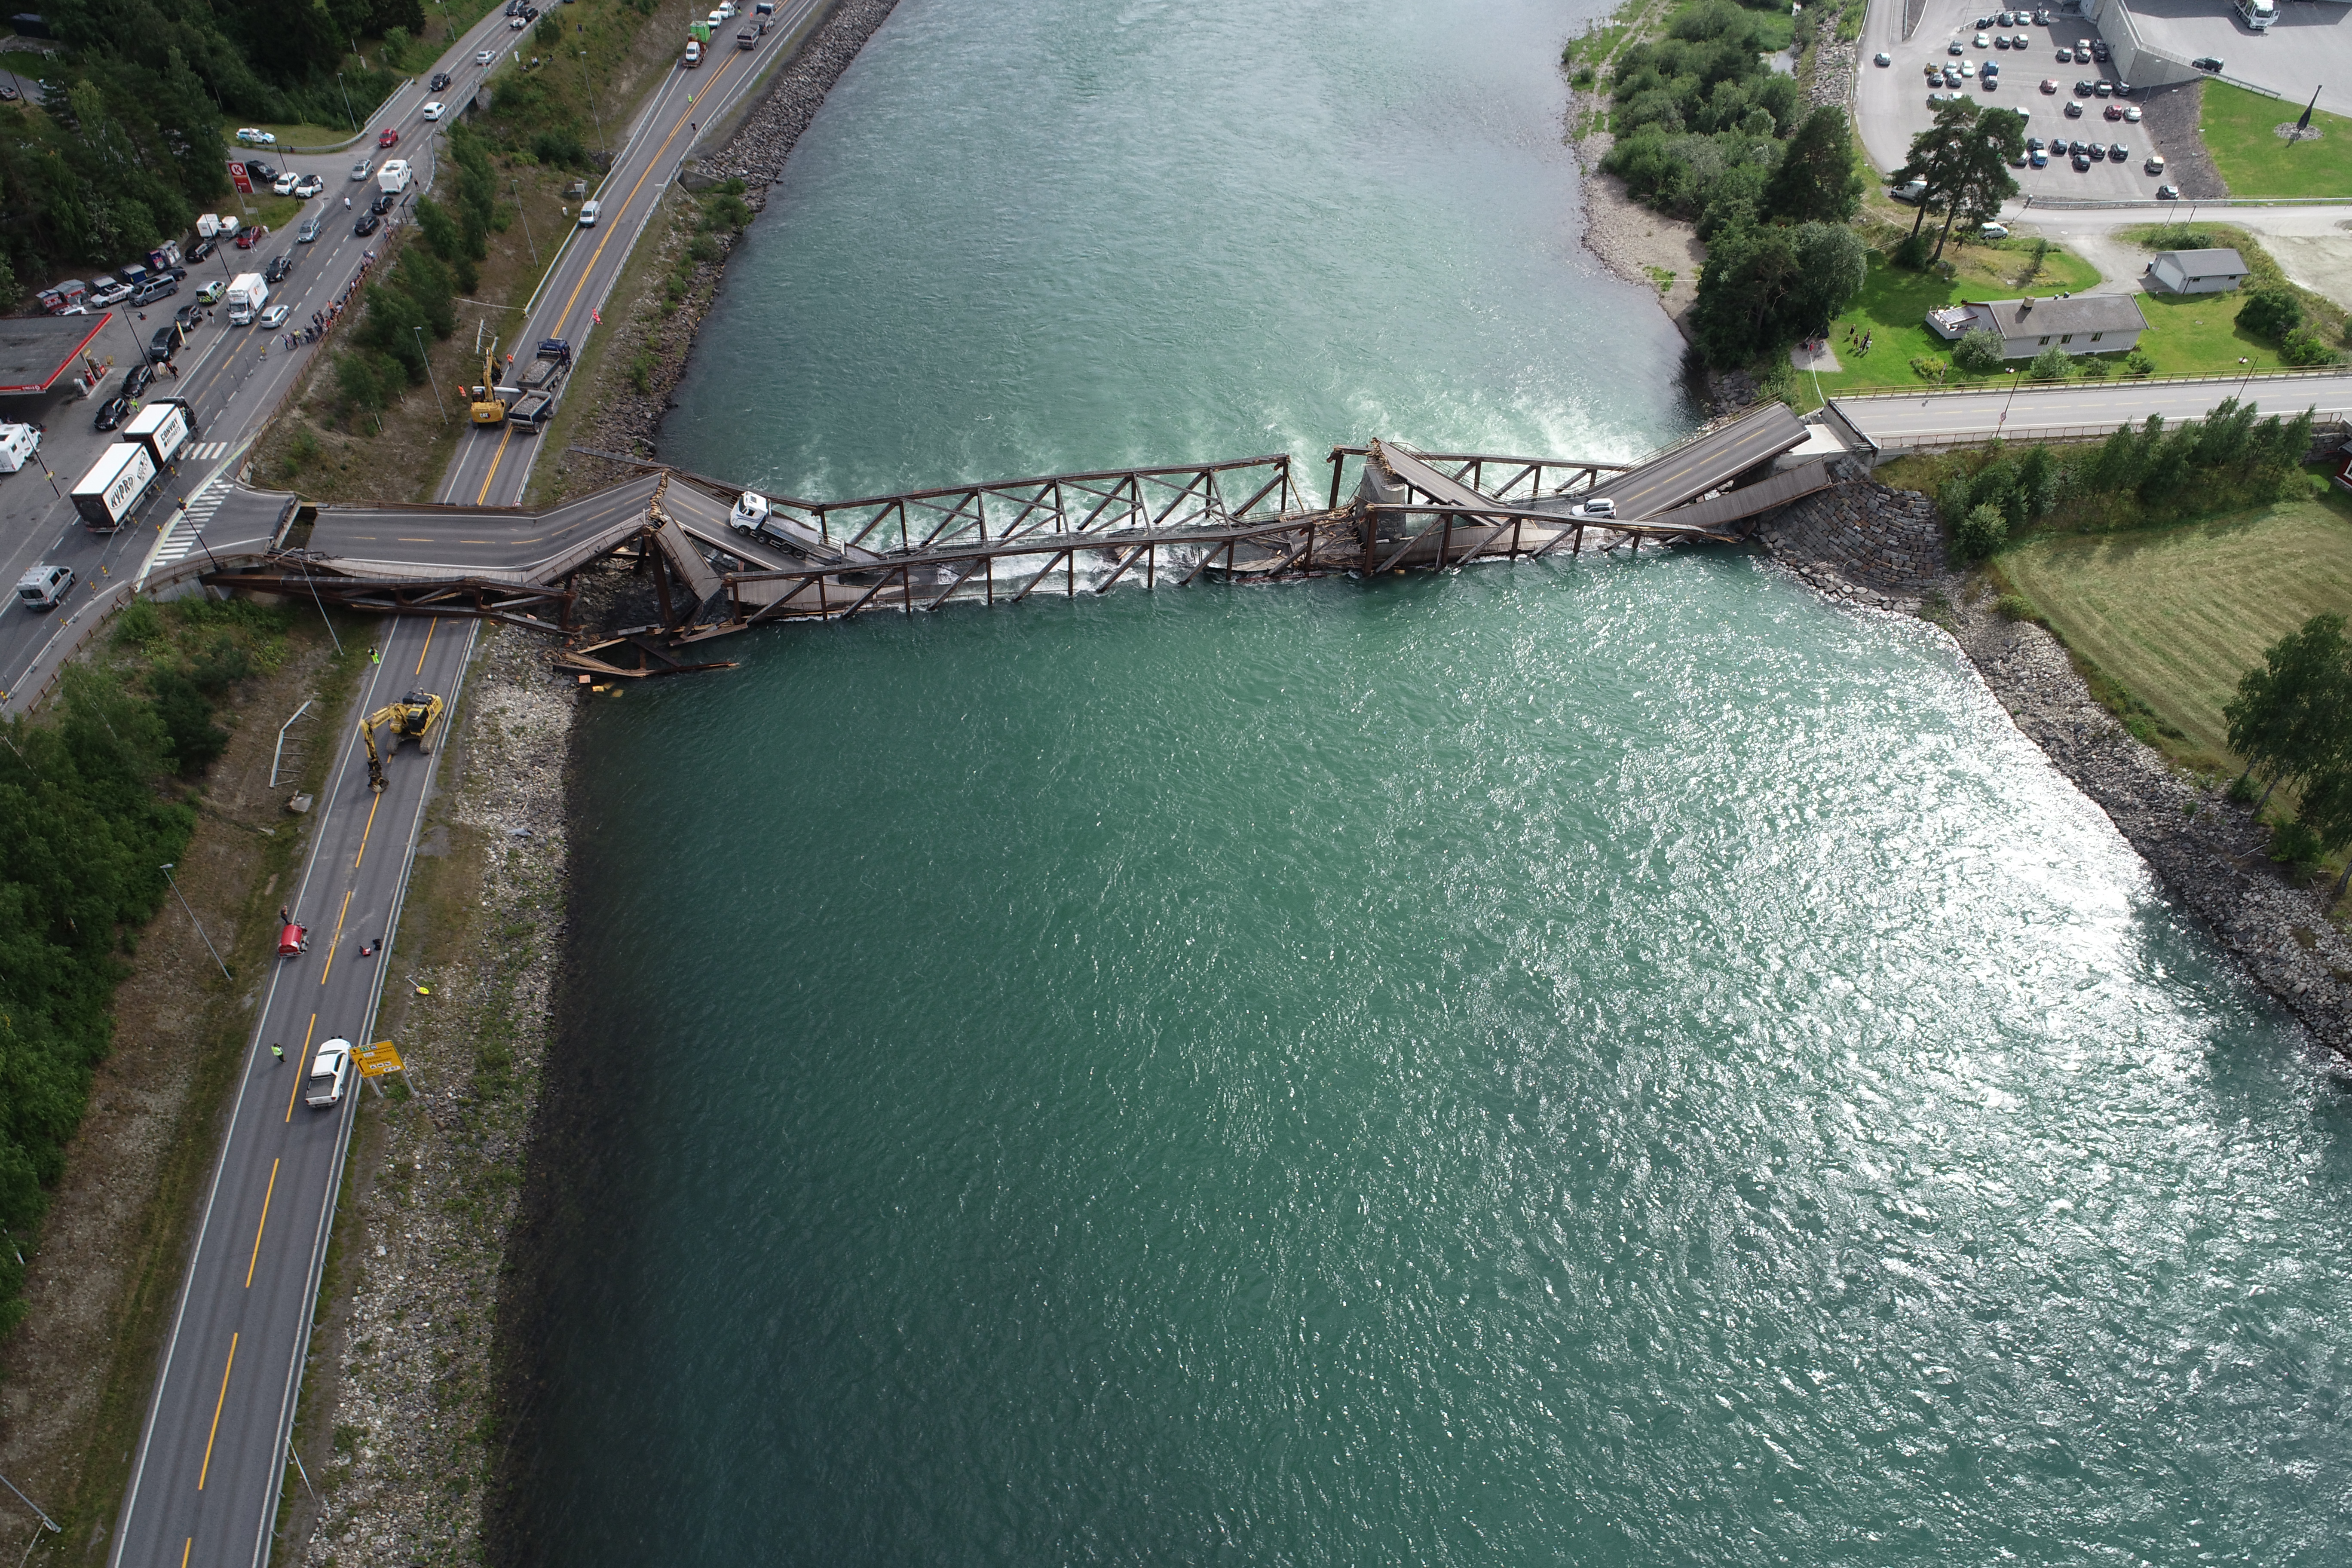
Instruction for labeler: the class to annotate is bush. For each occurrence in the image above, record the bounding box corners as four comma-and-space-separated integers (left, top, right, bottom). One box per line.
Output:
1951, 328, 2003, 374
2028, 344, 2070, 380
1953, 502, 2008, 561
2236, 285, 2302, 343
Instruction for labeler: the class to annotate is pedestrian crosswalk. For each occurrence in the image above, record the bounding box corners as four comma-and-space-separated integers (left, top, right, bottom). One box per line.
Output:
184, 440, 232, 462
152, 480, 230, 569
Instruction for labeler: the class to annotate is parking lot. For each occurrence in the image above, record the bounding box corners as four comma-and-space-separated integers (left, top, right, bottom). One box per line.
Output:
1855, 0, 2177, 203
2116, 0, 2352, 118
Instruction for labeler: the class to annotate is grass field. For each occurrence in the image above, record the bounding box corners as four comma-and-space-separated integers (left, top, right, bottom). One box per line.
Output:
2198, 80, 2352, 199
1999, 496, 2352, 764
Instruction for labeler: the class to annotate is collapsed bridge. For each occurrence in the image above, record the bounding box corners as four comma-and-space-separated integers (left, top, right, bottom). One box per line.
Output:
193, 402, 1834, 676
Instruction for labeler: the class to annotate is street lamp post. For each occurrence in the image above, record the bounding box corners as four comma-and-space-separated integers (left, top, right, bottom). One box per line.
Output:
416, 325, 448, 422
159, 862, 234, 983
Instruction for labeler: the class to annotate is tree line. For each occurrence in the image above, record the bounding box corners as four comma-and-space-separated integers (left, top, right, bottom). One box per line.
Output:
2226, 615, 2352, 894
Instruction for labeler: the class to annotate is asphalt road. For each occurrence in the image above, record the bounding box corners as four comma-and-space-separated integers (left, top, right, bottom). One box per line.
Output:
1833, 364, 2352, 445
0, 0, 533, 706
103, 6, 829, 1566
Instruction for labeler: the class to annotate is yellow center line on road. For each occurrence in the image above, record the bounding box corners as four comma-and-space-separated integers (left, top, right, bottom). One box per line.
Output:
287, 1013, 317, 1122
196, 1332, 237, 1491
319, 888, 354, 985
474, 45, 753, 506
245, 1158, 279, 1289
354, 791, 381, 870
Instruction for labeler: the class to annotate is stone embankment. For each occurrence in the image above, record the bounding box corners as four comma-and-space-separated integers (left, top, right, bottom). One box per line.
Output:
1753, 477, 2352, 1053
289, 629, 576, 1565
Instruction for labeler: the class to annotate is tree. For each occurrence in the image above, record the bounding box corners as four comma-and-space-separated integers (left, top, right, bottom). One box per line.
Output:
1952, 328, 2004, 374
2224, 613, 2351, 809
1763, 106, 1863, 224
2237, 285, 2302, 343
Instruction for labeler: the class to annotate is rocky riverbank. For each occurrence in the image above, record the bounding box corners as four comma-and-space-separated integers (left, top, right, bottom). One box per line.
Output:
285, 627, 576, 1565
1753, 478, 2352, 1053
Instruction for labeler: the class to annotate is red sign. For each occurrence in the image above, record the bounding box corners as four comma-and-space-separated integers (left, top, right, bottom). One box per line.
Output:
227, 160, 251, 195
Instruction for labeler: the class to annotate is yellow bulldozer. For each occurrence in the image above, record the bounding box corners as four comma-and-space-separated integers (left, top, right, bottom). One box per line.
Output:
361, 689, 445, 791
468, 344, 508, 426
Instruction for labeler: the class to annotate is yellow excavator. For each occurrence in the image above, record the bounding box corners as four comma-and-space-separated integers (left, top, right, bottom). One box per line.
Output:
468, 343, 507, 426
360, 689, 445, 791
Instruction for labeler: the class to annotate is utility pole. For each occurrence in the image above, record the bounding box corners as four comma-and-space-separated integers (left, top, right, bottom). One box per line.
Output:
159, 863, 233, 982
416, 326, 448, 422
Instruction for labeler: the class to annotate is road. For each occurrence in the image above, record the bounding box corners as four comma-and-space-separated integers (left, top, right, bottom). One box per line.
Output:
1832, 364, 2352, 447
0, 0, 531, 707
104, 5, 830, 1566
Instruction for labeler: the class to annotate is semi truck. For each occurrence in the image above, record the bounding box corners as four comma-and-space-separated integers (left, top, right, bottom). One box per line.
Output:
122, 398, 198, 469
71, 441, 160, 532
225, 271, 268, 325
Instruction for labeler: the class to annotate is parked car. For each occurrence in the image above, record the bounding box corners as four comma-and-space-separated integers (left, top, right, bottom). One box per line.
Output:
354, 211, 381, 236
422, 101, 446, 120
92, 393, 132, 431
260, 304, 291, 329
377, 126, 400, 149
305, 1040, 353, 1109
234, 126, 275, 145
295, 173, 325, 198
297, 217, 322, 243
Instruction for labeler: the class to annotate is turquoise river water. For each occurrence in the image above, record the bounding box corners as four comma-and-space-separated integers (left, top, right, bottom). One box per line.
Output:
508, 0, 2352, 1562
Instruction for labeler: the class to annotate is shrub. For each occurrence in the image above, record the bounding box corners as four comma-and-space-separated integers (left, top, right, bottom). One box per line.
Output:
1951, 328, 2003, 375
1953, 502, 2008, 561
2028, 344, 2070, 380
2236, 285, 2302, 343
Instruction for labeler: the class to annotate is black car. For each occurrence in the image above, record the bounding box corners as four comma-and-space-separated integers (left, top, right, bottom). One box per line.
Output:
188, 236, 216, 263
354, 211, 381, 236
431, 70, 452, 91
264, 253, 293, 283
369, 190, 397, 215
92, 393, 132, 431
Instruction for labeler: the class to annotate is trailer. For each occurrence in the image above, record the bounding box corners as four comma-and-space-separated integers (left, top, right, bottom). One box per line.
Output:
71, 442, 160, 532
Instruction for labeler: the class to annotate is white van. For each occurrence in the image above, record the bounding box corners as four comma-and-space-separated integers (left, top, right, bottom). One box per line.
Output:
0, 422, 40, 473
15, 564, 73, 610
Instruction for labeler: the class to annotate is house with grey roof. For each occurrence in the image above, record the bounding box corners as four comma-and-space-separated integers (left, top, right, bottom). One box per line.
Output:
1932, 294, 2149, 359
2147, 248, 2249, 295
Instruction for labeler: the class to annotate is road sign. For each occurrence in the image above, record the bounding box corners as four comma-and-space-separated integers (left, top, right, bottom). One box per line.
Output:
227, 161, 251, 195
354, 1039, 404, 1077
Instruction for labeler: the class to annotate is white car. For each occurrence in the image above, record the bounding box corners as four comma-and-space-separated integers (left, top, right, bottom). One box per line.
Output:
476, 47, 496, 64
578, 199, 600, 226
304, 1039, 354, 1109
235, 127, 276, 146
260, 304, 291, 329
295, 174, 325, 198
272, 171, 300, 195
350, 158, 373, 181
422, 101, 445, 120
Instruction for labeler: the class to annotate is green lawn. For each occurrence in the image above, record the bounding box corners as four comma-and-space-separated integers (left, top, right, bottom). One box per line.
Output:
2197, 80, 2352, 199
2001, 497, 2352, 763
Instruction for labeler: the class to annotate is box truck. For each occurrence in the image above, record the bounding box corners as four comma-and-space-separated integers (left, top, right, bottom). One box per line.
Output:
226, 272, 267, 325
71, 442, 160, 532
122, 399, 197, 469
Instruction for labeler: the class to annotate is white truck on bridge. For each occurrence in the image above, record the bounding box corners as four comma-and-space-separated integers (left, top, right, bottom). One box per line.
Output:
225, 271, 267, 325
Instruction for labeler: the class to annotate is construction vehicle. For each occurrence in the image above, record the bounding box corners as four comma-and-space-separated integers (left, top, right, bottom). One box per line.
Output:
360, 689, 446, 790
468, 342, 511, 425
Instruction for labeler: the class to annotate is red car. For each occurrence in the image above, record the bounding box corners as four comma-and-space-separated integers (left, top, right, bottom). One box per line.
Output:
377, 127, 400, 149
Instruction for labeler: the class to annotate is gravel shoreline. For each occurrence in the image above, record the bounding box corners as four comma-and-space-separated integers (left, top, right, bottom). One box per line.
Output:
1753, 479, 2352, 1053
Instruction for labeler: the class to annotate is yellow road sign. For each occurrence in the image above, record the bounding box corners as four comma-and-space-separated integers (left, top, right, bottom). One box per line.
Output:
354, 1039, 404, 1077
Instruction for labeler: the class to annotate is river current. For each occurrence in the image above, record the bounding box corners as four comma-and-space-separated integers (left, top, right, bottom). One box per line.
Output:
509, 0, 2352, 1562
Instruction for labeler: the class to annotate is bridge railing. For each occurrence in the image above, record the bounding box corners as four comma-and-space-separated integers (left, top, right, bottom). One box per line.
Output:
782, 455, 1302, 556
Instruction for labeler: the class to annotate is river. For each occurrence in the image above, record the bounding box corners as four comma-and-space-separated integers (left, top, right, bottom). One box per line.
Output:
504, 0, 2352, 1562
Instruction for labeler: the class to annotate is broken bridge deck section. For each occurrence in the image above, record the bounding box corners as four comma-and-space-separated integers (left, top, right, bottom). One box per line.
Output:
202, 403, 1837, 666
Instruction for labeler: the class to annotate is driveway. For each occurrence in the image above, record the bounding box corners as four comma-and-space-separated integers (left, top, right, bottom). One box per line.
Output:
1855, 0, 2171, 201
